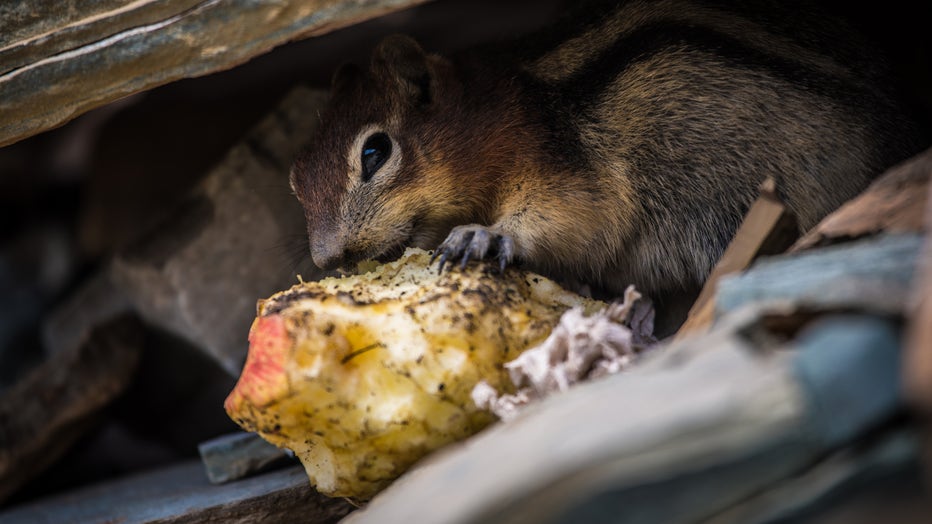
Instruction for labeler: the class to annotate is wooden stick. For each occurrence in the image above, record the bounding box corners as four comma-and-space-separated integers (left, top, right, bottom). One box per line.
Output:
675, 179, 798, 340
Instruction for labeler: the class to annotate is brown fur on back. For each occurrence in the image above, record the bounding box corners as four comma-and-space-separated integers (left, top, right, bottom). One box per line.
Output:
291, 0, 924, 309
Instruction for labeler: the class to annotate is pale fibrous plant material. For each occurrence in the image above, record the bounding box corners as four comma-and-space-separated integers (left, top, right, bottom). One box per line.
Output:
472, 286, 656, 421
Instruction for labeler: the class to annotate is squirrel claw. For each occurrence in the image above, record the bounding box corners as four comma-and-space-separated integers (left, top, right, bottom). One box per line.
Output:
497, 235, 515, 273
434, 225, 514, 273
435, 251, 450, 273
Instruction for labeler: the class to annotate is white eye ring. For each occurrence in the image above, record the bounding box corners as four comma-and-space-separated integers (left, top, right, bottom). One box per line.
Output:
348, 124, 400, 185
287, 168, 298, 194
360, 132, 393, 182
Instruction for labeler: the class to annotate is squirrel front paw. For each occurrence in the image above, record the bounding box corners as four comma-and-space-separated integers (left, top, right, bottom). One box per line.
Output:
431, 224, 515, 273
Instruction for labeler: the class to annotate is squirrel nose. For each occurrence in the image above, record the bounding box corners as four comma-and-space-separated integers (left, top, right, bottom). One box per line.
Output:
311, 239, 345, 270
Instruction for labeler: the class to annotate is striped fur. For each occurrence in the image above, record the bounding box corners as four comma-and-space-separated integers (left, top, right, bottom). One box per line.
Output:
291, 0, 923, 312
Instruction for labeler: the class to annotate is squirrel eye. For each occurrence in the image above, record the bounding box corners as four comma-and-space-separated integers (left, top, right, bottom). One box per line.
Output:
361, 132, 392, 182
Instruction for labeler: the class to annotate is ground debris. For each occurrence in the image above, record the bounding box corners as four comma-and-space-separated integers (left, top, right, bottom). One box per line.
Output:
472, 286, 655, 421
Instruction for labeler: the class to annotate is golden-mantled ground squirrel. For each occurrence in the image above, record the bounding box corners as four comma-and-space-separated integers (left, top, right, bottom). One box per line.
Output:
290, 0, 923, 321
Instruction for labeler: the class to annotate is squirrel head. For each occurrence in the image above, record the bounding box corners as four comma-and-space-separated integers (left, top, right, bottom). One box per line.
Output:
291, 35, 480, 271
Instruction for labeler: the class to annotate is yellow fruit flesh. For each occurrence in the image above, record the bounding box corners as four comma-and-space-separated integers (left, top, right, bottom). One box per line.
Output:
225, 248, 602, 499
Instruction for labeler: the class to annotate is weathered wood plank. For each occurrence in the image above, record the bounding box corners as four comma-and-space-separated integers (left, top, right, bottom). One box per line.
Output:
0, 0, 430, 147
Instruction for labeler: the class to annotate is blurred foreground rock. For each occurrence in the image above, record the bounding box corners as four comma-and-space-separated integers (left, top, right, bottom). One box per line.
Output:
345, 308, 916, 524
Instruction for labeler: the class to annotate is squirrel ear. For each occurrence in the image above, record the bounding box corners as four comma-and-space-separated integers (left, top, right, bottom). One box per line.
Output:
330, 62, 363, 97
371, 34, 433, 105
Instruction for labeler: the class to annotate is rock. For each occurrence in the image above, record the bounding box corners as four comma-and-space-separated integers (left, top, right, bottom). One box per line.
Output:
41, 271, 131, 358
0, 0, 431, 147
43, 86, 330, 375
0, 461, 354, 524
0, 315, 142, 503
110, 86, 328, 375
198, 432, 292, 484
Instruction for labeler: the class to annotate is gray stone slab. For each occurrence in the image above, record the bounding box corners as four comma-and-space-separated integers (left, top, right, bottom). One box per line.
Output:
41, 270, 130, 356
0, 0, 431, 147
198, 432, 292, 484
111, 87, 330, 374
0, 461, 353, 524
44, 86, 330, 374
